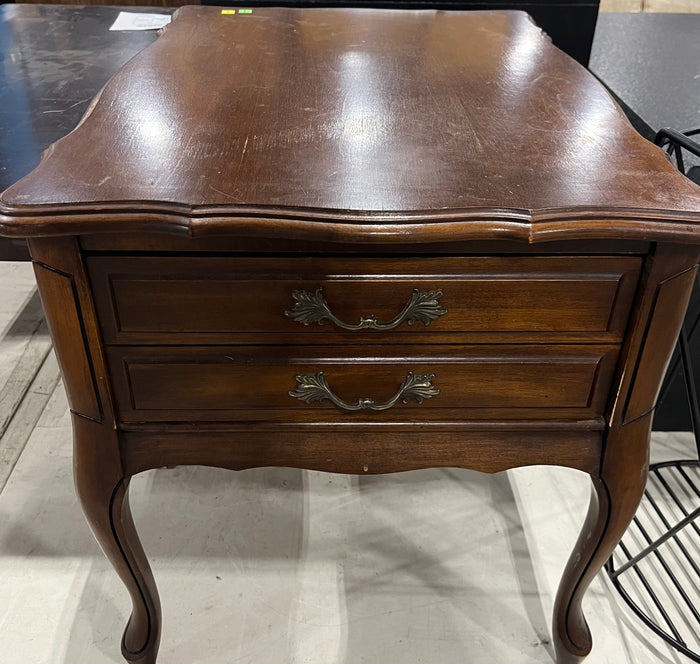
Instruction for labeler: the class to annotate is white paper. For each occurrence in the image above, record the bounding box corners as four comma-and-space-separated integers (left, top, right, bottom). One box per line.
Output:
109, 12, 171, 31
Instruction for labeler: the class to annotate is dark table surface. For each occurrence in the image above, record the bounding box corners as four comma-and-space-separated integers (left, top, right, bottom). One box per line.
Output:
2, 5, 700, 196
1, 5, 699, 198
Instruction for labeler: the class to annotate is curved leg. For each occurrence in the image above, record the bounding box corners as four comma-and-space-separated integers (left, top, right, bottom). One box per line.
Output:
553, 417, 650, 663
73, 416, 161, 663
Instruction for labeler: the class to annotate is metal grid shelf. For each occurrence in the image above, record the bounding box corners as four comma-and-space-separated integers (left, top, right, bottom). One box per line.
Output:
606, 460, 700, 662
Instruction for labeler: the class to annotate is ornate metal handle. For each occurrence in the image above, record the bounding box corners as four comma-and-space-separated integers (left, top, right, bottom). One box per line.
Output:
284, 287, 446, 330
289, 371, 439, 411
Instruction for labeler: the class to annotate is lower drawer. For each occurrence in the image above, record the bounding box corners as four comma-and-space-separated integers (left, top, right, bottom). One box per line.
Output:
107, 345, 620, 424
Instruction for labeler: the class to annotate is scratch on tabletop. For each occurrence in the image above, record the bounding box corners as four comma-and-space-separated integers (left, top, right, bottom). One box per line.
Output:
238, 135, 250, 169
208, 185, 243, 202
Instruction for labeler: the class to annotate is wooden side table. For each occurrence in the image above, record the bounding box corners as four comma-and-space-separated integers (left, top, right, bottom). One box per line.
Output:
2, 8, 700, 663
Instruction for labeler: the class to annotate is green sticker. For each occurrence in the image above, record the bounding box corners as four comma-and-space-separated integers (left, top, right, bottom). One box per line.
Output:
238, 8, 253, 13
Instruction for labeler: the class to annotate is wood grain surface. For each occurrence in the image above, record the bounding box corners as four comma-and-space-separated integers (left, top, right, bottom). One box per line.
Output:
87, 255, 641, 344
2, 7, 700, 243
107, 343, 620, 423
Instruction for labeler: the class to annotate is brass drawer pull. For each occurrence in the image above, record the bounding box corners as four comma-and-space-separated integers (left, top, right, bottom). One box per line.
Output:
289, 371, 439, 411
285, 287, 446, 330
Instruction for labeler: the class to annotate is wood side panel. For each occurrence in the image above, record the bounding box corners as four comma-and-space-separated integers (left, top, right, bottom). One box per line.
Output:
606, 244, 700, 428
623, 265, 699, 423
31, 260, 102, 421
121, 428, 603, 477
28, 237, 118, 425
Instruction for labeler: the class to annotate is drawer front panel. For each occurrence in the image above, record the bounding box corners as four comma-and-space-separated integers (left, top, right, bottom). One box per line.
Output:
88, 256, 641, 344
108, 345, 620, 423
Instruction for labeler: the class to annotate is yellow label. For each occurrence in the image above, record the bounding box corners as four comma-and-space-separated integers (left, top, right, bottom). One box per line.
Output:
221, 9, 236, 14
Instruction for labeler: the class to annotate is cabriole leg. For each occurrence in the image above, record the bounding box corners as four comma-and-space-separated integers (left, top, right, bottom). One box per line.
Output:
552, 417, 650, 663
73, 416, 161, 663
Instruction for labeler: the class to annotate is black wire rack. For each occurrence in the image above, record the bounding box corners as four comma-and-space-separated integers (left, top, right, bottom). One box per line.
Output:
605, 127, 700, 662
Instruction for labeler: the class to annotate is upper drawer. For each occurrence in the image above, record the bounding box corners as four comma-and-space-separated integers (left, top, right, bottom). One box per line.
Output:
87, 256, 641, 344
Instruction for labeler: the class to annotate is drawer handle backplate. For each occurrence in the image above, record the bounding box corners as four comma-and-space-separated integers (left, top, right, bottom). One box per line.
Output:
289, 371, 439, 411
285, 287, 446, 330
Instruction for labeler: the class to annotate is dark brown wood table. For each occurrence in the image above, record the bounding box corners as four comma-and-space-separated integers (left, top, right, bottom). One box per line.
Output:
2, 7, 700, 663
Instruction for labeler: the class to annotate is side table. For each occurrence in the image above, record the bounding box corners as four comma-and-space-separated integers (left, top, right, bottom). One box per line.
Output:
2, 7, 700, 663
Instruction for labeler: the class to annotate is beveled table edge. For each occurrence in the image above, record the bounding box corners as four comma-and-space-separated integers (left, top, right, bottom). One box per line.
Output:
3, 202, 700, 244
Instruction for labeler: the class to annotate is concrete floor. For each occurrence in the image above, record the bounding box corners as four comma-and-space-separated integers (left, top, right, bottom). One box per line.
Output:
1, 261, 698, 663
600, 0, 700, 12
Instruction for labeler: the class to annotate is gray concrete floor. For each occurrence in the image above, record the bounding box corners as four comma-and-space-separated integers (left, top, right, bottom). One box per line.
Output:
1, 261, 698, 663
600, 0, 700, 12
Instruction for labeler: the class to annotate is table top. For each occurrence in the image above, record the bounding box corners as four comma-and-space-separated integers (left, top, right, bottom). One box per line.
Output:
1, 6, 700, 244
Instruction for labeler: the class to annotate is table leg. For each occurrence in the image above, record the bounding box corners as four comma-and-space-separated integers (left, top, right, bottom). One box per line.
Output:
73, 416, 162, 664
553, 416, 650, 663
